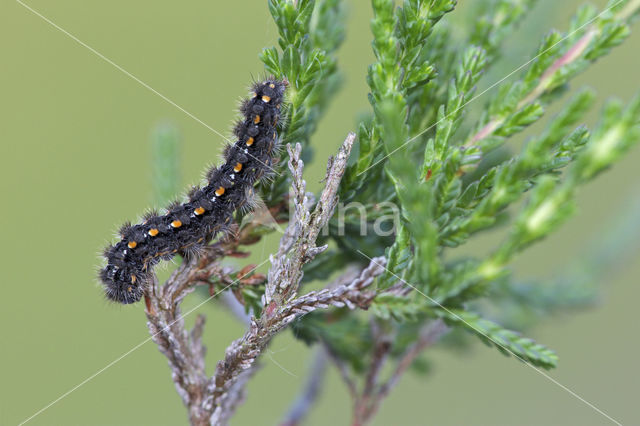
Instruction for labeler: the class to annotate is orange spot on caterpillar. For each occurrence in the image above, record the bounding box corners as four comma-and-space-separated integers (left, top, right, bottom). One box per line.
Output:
127, 241, 137, 249
254, 115, 261, 124
252, 92, 258, 98
215, 187, 225, 196
233, 162, 243, 172
269, 83, 275, 88
246, 137, 254, 146
127, 286, 133, 292
171, 220, 182, 228
130, 274, 137, 284
262, 95, 271, 103
148, 228, 159, 236
194, 207, 205, 215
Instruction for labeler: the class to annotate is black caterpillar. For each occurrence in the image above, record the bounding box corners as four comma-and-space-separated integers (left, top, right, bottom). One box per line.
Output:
100, 79, 287, 304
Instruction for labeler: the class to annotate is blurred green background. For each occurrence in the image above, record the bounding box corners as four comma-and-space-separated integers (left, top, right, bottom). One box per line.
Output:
1, 1, 639, 425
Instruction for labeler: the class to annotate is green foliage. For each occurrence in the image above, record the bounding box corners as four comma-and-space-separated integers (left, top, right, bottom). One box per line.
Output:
340, 0, 455, 202
260, 0, 346, 203
483, 95, 640, 276
261, 0, 344, 147
151, 123, 181, 207
292, 311, 373, 372
438, 309, 558, 369
371, 293, 427, 321
490, 190, 640, 330
377, 223, 412, 290
465, 1, 635, 154
469, 0, 538, 63
256, 0, 640, 388
441, 89, 595, 246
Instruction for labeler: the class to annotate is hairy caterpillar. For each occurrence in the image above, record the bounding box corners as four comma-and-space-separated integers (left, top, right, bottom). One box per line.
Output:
100, 78, 287, 304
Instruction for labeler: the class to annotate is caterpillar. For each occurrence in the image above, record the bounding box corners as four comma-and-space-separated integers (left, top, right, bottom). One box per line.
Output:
100, 78, 287, 304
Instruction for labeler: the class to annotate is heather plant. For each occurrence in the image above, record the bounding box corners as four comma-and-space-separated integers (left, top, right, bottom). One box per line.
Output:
122, 1, 640, 424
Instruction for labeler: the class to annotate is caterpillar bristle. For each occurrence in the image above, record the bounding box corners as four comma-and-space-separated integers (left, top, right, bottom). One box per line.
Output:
239, 188, 262, 215
186, 185, 200, 200
99, 78, 287, 304
118, 222, 133, 236
167, 199, 183, 211
143, 209, 159, 222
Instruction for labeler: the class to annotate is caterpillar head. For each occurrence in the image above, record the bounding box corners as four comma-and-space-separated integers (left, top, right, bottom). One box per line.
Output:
100, 264, 144, 304
252, 78, 287, 106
